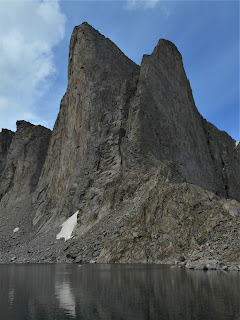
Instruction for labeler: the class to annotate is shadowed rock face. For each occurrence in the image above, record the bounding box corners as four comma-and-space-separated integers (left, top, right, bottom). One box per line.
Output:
0, 22, 239, 264
0, 121, 51, 240
134, 39, 240, 199
0, 129, 14, 175
0, 121, 51, 199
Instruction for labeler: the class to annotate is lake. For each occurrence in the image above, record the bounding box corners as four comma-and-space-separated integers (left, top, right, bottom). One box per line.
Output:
1, 264, 240, 320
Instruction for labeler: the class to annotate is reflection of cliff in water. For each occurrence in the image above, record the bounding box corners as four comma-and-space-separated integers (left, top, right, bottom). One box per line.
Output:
55, 278, 76, 318
0, 264, 240, 320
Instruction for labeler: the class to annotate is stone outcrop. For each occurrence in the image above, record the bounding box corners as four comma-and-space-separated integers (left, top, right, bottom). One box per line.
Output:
0, 22, 239, 266
0, 121, 51, 202
0, 121, 51, 251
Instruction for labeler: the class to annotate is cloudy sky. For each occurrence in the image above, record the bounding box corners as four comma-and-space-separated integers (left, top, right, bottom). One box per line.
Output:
0, 0, 239, 140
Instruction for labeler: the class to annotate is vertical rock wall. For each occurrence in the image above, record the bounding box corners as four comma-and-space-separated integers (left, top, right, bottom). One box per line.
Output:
0, 121, 51, 235
33, 23, 140, 230
33, 23, 240, 234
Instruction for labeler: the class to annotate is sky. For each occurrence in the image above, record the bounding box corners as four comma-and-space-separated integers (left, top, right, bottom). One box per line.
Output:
0, 0, 239, 140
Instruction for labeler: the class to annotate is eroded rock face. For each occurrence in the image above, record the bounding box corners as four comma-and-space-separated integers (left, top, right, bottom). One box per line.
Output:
0, 22, 239, 264
133, 39, 240, 200
33, 22, 140, 231
0, 121, 51, 242
33, 23, 240, 231
0, 129, 14, 175
97, 182, 240, 264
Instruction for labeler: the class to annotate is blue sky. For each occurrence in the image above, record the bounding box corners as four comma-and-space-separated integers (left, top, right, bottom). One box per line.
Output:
0, 0, 239, 140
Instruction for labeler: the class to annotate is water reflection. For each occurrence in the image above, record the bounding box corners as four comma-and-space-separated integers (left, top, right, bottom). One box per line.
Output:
0, 264, 240, 320
55, 278, 76, 318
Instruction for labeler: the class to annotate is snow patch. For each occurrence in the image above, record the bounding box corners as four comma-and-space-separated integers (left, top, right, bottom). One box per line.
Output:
56, 211, 79, 241
13, 227, 19, 233
235, 141, 240, 147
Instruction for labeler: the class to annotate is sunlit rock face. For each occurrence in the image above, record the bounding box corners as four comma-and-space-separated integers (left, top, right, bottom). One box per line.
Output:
0, 23, 240, 264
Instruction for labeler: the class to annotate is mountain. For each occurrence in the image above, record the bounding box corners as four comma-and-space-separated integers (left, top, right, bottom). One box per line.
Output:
0, 22, 240, 269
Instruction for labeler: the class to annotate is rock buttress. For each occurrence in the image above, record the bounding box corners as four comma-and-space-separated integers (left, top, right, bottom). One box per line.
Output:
0, 121, 51, 247
131, 38, 240, 200
33, 22, 140, 230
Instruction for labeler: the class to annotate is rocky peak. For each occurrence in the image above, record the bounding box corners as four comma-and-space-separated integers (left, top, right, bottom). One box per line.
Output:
0, 121, 51, 204
33, 22, 240, 235
134, 36, 240, 201
68, 22, 139, 85
33, 22, 140, 230
0, 23, 240, 265
152, 38, 182, 58
16, 120, 34, 131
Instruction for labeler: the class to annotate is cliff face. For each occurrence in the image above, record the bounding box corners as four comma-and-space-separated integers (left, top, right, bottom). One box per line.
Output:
0, 129, 14, 176
0, 121, 51, 246
33, 22, 140, 231
0, 22, 239, 265
132, 39, 240, 200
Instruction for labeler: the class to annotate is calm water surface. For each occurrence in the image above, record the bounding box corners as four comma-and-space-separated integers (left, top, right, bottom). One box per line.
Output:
0, 264, 240, 320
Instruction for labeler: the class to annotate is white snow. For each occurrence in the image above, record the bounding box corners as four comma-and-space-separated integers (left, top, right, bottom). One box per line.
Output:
13, 227, 19, 233
56, 211, 79, 241
235, 141, 240, 147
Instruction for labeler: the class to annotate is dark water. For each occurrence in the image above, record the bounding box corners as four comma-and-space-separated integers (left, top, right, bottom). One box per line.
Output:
1, 264, 240, 320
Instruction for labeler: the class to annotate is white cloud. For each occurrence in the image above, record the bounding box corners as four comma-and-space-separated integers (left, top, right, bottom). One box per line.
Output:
125, 0, 171, 16
126, 0, 159, 9
0, 0, 66, 131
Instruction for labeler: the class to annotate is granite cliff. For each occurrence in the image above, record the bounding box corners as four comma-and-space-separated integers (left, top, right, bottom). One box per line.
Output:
0, 23, 239, 269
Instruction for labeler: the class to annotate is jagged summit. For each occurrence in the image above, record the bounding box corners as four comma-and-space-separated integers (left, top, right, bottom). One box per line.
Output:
0, 128, 14, 133
68, 22, 139, 83
81, 21, 92, 26
153, 38, 182, 56
73, 21, 103, 35
0, 23, 240, 265
1, 120, 51, 134
16, 120, 34, 131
